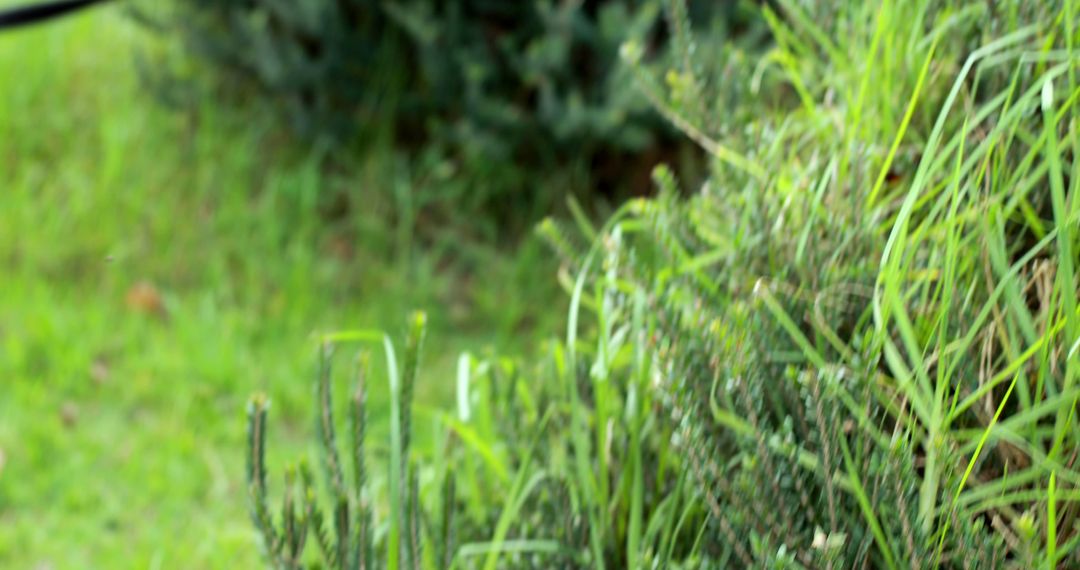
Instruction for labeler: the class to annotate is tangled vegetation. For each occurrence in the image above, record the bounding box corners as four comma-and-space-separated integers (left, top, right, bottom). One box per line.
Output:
245, 0, 1080, 568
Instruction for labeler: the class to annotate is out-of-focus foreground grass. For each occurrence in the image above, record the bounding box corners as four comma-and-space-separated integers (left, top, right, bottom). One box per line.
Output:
0, 7, 559, 568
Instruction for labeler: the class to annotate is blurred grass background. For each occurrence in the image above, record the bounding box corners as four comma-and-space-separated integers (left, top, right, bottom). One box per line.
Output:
0, 6, 562, 567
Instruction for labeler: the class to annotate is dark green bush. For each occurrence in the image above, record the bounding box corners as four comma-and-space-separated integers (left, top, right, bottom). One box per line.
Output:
149, 0, 397, 139
146, 0, 766, 216
162, 0, 759, 138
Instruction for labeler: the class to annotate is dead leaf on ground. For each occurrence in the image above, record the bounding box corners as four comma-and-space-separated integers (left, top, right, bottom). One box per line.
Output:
125, 280, 167, 319
90, 358, 110, 385
60, 402, 79, 428
326, 234, 355, 262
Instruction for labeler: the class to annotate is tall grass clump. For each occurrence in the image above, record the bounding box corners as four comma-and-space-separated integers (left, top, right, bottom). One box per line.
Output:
246, 0, 1080, 568
138, 0, 774, 228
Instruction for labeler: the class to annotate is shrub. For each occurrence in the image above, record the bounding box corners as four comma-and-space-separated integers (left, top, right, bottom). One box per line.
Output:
246, 314, 440, 569
144, 0, 766, 218
150, 0, 395, 139
159, 0, 761, 138
602, 0, 1077, 565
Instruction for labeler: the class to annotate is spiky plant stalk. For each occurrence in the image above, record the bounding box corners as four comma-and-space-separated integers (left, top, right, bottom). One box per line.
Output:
246, 395, 281, 565
246, 315, 441, 570
301, 462, 335, 566
350, 353, 373, 570
400, 312, 426, 570
246, 359, 362, 570
439, 434, 458, 570
280, 466, 309, 566
247, 396, 309, 570
315, 342, 350, 569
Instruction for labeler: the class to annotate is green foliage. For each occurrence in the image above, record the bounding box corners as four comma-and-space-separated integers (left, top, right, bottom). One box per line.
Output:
158, 0, 751, 142
246, 0, 1080, 568
246, 314, 441, 569
591, 0, 1080, 566
153, 0, 396, 139
145, 0, 767, 220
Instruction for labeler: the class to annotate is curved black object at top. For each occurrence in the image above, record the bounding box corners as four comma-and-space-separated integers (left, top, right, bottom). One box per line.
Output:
0, 0, 113, 29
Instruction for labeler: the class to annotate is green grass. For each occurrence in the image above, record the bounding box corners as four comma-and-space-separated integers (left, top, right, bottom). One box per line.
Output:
0, 7, 561, 568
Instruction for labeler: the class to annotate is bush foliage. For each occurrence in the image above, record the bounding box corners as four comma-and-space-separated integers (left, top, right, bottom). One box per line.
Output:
150, 0, 765, 214
247, 0, 1080, 568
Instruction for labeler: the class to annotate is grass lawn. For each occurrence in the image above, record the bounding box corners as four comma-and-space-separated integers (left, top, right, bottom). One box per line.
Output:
0, 7, 560, 567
